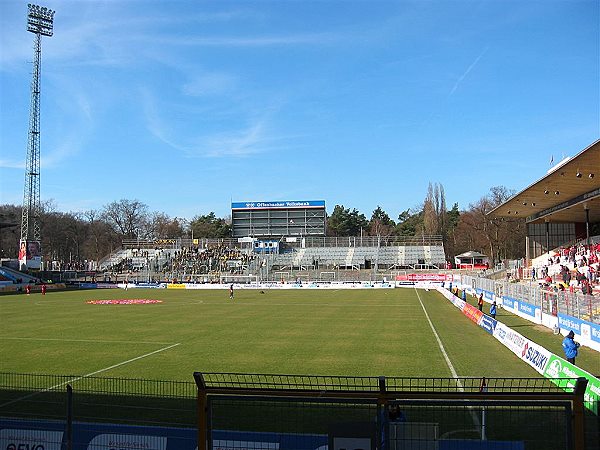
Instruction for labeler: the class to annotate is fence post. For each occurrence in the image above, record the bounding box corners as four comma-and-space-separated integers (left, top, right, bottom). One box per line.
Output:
193, 372, 208, 450
378, 376, 387, 450
65, 384, 73, 450
572, 377, 588, 450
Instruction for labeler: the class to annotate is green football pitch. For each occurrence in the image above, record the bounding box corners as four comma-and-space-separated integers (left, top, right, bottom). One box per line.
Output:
1, 287, 596, 382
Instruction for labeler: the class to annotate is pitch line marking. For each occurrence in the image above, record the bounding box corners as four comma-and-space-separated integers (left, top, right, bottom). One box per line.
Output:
414, 288, 482, 434
0, 343, 181, 409
414, 288, 460, 381
0, 337, 177, 345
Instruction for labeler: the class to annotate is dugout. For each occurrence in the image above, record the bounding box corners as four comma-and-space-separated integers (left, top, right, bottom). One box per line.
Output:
231, 200, 326, 239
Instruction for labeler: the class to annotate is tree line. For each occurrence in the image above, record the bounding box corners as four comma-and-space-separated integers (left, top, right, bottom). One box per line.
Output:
0, 183, 526, 266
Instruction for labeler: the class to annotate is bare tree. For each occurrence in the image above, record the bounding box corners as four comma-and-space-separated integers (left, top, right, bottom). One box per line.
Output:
423, 182, 447, 236
454, 186, 524, 263
101, 199, 150, 239
149, 212, 185, 239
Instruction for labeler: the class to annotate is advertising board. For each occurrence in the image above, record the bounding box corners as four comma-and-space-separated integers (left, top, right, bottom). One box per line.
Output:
543, 355, 600, 414
557, 314, 600, 345
0, 420, 328, 450
517, 301, 538, 319
478, 315, 497, 335
0, 428, 63, 450
501, 296, 516, 310
462, 303, 483, 325
493, 323, 527, 359
231, 201, 325, 210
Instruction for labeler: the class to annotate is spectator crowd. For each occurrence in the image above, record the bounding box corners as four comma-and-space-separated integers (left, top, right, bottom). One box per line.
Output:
532, 241, 599, 295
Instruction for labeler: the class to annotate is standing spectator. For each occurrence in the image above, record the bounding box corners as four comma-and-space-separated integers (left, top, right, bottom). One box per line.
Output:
490, 301, 497, 319
562, 330, 580, 365
478, 293, 484, 312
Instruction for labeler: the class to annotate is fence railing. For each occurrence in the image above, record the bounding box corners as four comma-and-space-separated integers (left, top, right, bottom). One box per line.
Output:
194, 373, 593, 450
121, 235, 445, 250
0, 373, 595, 450
462, 275, 600, 324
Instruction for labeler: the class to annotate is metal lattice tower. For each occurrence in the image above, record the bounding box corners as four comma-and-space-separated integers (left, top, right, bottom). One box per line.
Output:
20, 4, 54, 245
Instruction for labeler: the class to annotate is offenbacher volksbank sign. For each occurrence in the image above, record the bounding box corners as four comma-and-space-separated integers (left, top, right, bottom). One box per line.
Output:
231, 200, 325, 210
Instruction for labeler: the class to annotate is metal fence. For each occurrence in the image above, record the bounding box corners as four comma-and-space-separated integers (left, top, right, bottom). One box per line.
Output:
195, 373, 597, 450
122, 236, 445, 250
1, 373, 597, 450
462, 275, 600, 323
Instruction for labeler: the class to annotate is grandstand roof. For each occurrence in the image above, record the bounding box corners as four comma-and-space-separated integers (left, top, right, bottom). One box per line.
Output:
488, 139, 600, 224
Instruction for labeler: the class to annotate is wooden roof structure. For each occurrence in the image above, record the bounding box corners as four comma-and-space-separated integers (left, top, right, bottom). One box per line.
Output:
488, 140, 600, 224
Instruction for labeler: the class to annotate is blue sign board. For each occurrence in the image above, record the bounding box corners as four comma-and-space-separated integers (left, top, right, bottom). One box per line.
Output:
232, 200, 325, 210
479, 315, 498, 335
558, 313, 600, 344
517, 300, 538, 318
502, 296, 516, 309
0, 419, 525, 450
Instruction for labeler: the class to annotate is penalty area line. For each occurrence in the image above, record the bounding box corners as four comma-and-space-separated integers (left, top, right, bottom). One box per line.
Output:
0, 343, 181, 409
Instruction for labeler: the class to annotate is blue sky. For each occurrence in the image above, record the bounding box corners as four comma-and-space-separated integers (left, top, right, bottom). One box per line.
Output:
1, 0, 598, 221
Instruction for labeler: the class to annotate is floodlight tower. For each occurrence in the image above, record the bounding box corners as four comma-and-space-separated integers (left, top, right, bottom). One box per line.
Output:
20, 4, 54, 268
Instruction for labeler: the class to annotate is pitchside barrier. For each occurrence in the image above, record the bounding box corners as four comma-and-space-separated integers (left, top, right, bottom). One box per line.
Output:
437, 286, 600, 417
0, 372, 593, 450
460, 275, 600, 352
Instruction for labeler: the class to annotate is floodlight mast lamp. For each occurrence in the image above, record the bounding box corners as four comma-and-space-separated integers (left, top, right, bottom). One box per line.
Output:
20, 4, 54, 251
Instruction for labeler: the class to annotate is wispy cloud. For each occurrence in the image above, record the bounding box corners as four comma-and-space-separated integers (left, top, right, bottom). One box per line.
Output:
141, 87, 286, 158
448, 46, 489, 97
182, 73, 238, 97
202, 121, 268, 157
145, 32, 341, 48
0, 158, 24, 170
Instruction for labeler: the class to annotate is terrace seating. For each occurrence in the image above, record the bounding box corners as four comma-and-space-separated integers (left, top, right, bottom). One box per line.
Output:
271, 244, 446, 270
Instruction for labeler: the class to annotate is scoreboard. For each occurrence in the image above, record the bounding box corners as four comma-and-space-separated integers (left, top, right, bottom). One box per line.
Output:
231, 200, 326, 238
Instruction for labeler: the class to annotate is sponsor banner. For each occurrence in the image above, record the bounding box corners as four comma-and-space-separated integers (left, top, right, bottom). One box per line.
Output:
543, 354, 600, 414
557, 314, 600, 344
462, 303, 483, 325
135, 282, 165, 289
478, 315, 498, 335
231, 200, 325, 210
501, 296, 516, 309
395, 273, 452, 282
95, 283, 119, 289
0, 428, 64, 450
521, 341, 552, 375
492, 323, 551, 375
170, 282, 394, 291
88, 433, 167, 450
517, 301, 538, 318
0, 420, 328, 450
493, 322, 528, 358
213, 439, 278, 450
558, 313, 583, 333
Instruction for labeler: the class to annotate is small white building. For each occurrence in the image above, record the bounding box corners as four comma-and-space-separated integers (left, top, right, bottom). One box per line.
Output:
454, 251, 489, 269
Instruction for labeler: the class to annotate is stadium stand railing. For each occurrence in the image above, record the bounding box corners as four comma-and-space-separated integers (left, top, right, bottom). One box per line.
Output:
102, 236, 447, 282
463, 274, 600, 324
